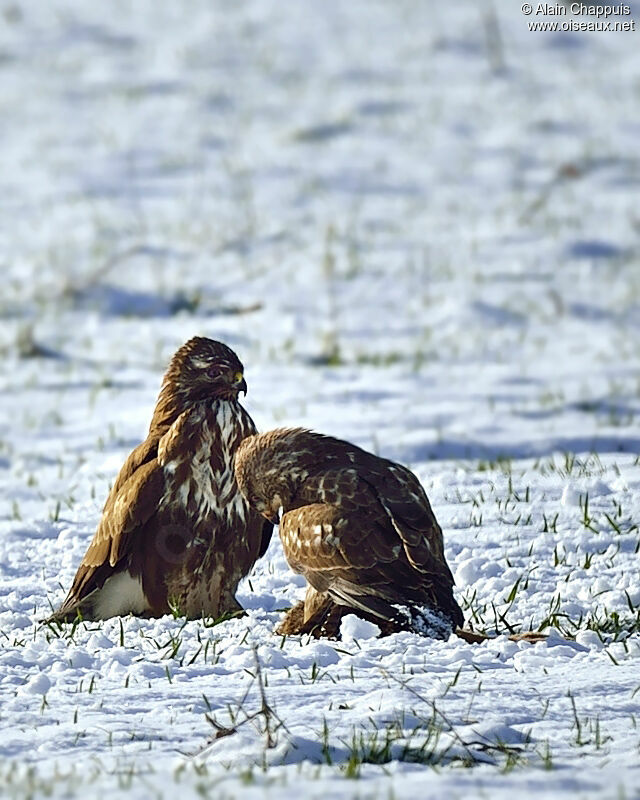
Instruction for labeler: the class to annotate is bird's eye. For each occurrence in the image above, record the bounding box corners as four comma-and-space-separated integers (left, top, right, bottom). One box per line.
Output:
207, 366, 220, 379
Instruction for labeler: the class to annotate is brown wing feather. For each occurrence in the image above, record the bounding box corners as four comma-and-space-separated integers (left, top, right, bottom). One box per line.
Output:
298, 456, 451, 581
280, 498, 431, 620
104, 435, 158, 504
280, 504, 354, 576
55, 443, 165, 614
362, 466, 449, 573
156, 408, 199, 466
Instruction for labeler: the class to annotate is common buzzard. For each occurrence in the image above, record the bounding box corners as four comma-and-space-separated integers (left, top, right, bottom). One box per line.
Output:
234, 428, 464, 639
47, 337, 272, 622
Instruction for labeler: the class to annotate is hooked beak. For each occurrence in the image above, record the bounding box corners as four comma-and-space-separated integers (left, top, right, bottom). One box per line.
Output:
237, 377, 247, 396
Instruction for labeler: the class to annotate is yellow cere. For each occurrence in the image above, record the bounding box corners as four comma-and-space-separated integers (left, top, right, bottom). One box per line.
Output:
234, 371, 244, 383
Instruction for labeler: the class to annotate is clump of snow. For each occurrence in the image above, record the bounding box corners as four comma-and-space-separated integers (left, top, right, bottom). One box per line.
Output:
561, 483, 582, 507
575, 630, 604, 650
22, 673, 51, 695
339, 614, 381, 641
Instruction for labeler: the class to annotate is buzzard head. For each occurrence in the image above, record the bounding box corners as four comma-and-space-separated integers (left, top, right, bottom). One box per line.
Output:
234, 429, 310, 524
164, 337, 248, 407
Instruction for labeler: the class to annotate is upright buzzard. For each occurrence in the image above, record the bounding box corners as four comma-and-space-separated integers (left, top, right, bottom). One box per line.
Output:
234, 428, 464, 639
47, 337, 272, 622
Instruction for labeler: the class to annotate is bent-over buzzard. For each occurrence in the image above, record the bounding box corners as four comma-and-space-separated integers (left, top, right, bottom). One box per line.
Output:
234, 428, 463, 639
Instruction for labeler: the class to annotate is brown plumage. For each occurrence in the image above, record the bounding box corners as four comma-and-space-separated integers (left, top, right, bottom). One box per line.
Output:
46, 337, 272, 623
234, 428, 464, 640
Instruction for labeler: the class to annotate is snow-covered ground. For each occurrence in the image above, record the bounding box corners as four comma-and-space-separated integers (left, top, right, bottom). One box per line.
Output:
1, 1, 639, 797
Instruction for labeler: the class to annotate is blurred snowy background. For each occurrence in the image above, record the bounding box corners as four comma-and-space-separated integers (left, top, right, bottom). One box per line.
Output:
2, 1, 639, 417
1, 1, 639, 798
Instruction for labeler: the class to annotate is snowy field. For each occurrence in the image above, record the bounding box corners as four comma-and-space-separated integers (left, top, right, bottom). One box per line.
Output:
1, 1, 640, 797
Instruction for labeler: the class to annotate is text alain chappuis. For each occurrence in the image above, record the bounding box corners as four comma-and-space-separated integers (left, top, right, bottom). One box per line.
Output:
521, 4, 635, 32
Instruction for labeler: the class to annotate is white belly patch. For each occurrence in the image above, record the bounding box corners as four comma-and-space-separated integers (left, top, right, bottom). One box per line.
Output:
92, 571, 149, 619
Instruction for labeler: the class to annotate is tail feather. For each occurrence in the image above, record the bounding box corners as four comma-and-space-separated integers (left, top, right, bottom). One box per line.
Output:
41, 592, 98, 626
327, 579, 463, 637
325, 585, 461, 640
